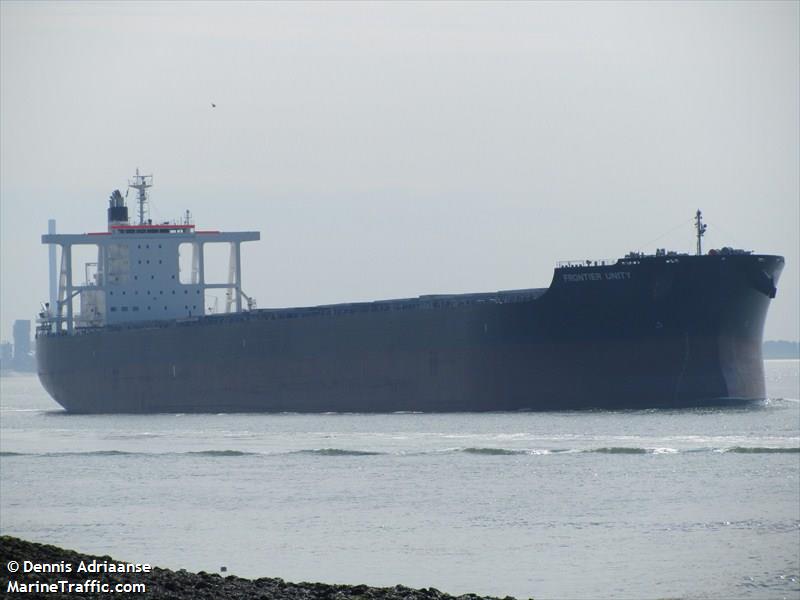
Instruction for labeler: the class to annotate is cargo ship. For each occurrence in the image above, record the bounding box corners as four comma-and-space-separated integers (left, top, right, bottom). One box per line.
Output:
35, 172, 784, 413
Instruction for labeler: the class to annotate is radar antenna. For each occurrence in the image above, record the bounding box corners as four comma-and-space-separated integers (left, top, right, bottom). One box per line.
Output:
128, 168, 153, 225
694, 209, 707, 256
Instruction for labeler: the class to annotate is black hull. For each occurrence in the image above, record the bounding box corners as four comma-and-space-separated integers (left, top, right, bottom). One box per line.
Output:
37, 254, 784, 413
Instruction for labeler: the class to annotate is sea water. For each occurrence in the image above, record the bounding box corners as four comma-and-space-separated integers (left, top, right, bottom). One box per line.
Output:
1, 361, 798, 600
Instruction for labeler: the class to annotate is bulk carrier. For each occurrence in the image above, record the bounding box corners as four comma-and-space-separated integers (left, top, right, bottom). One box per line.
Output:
36, 172, 784, 413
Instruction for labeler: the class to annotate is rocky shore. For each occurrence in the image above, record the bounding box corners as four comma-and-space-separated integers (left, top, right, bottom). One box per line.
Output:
0, 536, 522, 599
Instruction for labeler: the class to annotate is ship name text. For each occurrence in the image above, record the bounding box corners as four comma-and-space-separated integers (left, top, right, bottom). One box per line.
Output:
562, 271, 632, 283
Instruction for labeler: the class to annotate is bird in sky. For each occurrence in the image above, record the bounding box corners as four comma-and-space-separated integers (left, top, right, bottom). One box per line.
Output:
211, 103, 216, 108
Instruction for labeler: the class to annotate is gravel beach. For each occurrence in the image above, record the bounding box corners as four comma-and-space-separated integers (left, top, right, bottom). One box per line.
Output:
0, 536, 523, 599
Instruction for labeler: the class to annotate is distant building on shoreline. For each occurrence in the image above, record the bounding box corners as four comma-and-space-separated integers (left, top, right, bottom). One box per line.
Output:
0, 342, 12, 368
0, 320, 36, 373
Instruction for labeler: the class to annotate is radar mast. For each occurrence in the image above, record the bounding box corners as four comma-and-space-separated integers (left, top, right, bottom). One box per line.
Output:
128, 168, 153, 225
695, 210, 707, 256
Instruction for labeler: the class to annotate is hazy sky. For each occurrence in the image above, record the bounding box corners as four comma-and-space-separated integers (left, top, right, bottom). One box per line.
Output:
1, 1, 798, 343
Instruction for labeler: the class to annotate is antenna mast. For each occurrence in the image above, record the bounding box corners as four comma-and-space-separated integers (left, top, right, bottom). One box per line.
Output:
694, 209, 707, 256
128, 168, 153, 225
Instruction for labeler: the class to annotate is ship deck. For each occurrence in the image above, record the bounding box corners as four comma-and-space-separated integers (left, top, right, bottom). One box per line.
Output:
40, 287, 548, 336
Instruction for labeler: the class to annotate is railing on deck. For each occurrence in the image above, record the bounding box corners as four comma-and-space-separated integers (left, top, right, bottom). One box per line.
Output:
556, 258, 617, 268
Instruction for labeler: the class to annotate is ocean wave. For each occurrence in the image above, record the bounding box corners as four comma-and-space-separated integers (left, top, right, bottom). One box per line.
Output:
292, 448, 384, 456
724, 446, 800, 454
459, 446, 798, 455
461, 447, 527, 455
45, 450, 141, 457
589, 447, 650, 454
104, 432, 165, 440
2, 445, 798, 459
1, 449, 254, 458
185, 450, 259, 457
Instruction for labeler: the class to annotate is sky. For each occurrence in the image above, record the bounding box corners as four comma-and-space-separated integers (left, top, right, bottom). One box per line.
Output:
1, 1, 798, 343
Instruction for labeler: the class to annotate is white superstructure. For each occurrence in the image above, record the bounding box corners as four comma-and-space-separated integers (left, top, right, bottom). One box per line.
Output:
40, 171, 259, 333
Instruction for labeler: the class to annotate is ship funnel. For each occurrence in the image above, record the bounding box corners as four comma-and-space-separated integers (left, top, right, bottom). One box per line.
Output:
107, 189, 129, 226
